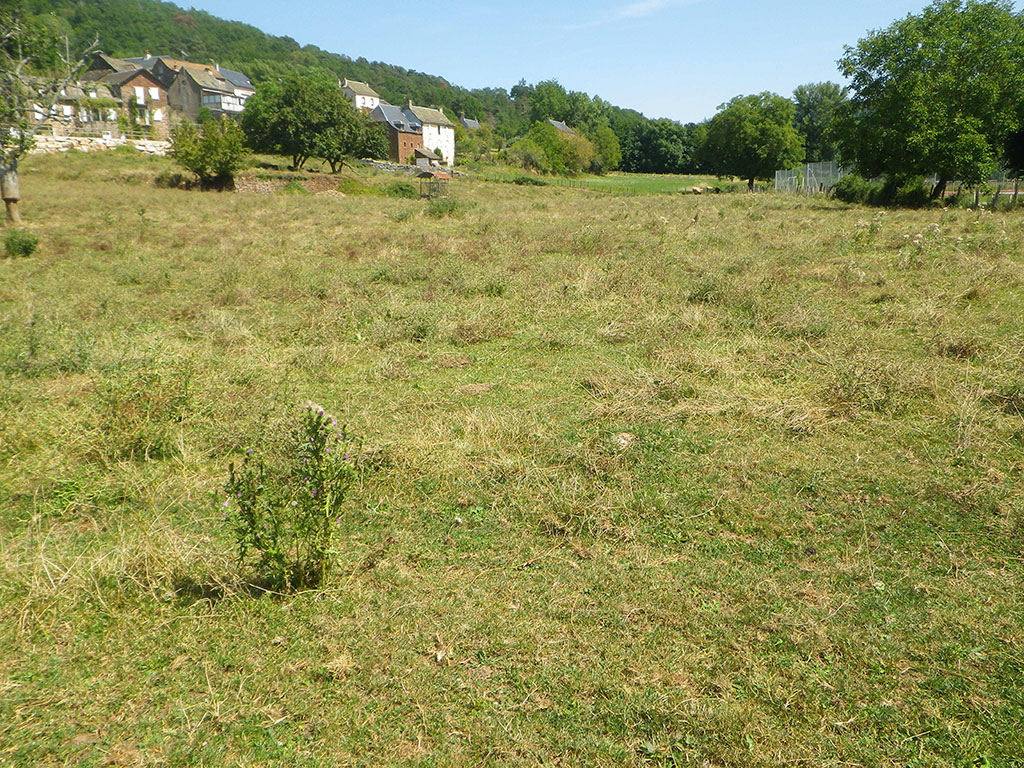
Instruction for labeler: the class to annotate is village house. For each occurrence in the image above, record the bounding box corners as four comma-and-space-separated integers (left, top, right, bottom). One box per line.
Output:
370, 103, 424, 164
460, 115, 481, 130
93, 68, 171, 138
167, 65, 245, 120
406, 102, 455, 165
124, 55, 254, 121
548, 119, 574, 134
341, 79, 381, 113
30, 78, 121, 138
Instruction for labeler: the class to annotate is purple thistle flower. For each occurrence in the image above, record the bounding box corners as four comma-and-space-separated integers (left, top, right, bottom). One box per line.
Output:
222, 500, 230, 508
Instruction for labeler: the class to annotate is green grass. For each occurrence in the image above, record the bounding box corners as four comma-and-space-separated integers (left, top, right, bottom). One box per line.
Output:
1, 150, 1023, 767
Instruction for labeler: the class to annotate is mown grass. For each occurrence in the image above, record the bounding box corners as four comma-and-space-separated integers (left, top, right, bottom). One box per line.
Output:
1, 151, 1023, 767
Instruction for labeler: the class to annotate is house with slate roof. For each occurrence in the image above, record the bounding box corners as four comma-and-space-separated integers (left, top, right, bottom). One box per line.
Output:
548, 119, 575, 134
122, 55, 254, 121
341, 79, 381, 113
28, 77, 121, 137
370, 103, 425, 164
95, 68, 171, 138
405, 102, 455, 165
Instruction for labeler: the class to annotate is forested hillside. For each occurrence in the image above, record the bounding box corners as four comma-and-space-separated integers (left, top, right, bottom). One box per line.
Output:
23, 0, 706, 172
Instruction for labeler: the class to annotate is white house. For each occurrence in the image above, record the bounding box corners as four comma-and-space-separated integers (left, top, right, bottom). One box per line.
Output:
341, 79, 381, 113
406, 102, 455, 166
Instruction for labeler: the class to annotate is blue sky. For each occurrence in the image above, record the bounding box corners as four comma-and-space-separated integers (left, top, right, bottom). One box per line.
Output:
187, 0, 1016, 123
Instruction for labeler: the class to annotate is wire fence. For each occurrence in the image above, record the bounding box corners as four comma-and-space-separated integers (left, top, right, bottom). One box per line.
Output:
776, 161, 1019, 196
774, 161, 847, 194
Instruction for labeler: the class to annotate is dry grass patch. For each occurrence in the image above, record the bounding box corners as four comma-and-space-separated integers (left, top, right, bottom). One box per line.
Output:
1, 151, 1023, 767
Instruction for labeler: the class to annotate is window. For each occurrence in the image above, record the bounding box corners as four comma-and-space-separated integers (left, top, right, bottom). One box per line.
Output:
153, 108, 163, 122
134, 86, 145, 103
149, 87, 160, 101
62, 104, 73, 117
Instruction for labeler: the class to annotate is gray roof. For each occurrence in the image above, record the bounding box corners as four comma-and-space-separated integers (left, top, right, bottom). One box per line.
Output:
342, 79, 380, 98
124, 55, 160, 68
460, 116, 481, 130
548, 119, 574, 134
219, 67, 254, 91
370, 104, 422, 133
181, 66, 234, 94
407, 103, 454, 128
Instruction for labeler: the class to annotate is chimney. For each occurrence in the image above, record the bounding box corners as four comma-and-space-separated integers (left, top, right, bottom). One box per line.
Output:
215, 63, 220, 72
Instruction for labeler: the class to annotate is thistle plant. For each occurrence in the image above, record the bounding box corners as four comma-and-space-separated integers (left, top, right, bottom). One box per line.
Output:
222, 402, 359, 589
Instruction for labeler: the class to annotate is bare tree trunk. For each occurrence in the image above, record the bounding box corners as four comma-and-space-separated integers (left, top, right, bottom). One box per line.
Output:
4, 201, 20, 224
2, 168, 21, 225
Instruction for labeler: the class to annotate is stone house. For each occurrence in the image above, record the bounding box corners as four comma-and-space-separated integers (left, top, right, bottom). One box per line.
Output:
167, 65, 246, 121
31, 79, 120, 138
124, 55, 254, 121
369, 103, 425, 164
96, 68, 171, 138
341, 79, 381, 113
406, 103, 455, 165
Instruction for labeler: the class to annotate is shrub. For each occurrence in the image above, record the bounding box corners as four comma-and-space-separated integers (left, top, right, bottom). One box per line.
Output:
4, 228, 38, 258
512, 175, 546, 186
221, 402, 359, 589
280, 180, 310, 195
833, 173, 931, 207
170, 116, 250, 189
384, 181, 418, 199
833, 173, 881, 204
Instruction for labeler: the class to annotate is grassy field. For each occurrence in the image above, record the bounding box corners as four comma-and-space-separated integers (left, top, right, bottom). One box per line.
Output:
2, 150, 1023, 767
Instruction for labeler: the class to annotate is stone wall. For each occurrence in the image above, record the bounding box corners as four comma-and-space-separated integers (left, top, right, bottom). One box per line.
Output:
29, 135, 170, 156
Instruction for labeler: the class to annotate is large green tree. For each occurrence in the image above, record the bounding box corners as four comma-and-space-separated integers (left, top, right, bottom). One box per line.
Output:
241, 69, 381, 171
792, 82, 846, 163
833, 0, 1024, 197
702, 93, 804, 190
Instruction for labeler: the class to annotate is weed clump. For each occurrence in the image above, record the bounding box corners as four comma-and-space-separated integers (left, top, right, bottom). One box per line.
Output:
221, 402, 360, 590
280, 180, 310, 195
4, 228, 38, 258
425, 197, 467, 218
384, 181, 418, 199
